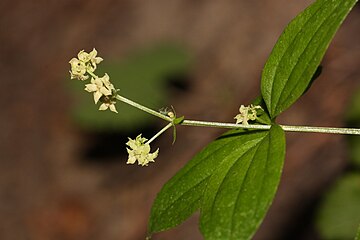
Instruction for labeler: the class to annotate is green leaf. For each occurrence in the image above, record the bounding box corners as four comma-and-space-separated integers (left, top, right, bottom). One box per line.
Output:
149, 129, 270, 233
261, 0, 358, 118
200, 125, 285, 240
356, 224, 360, 240
173, 116, 185, 125
172, 116, 185, 144
316, 173, 360, 240
303, 65, 322, 95
251, 96, 272, 125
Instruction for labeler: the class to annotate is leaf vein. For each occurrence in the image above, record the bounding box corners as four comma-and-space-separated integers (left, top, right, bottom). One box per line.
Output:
229, 135, 268, 239
267, 1, 325, 114
274, 0, 342, 113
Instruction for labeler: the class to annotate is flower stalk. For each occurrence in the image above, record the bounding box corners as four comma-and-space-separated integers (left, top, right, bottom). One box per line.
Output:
147, 123, 173, 144
115, 95, 172, 122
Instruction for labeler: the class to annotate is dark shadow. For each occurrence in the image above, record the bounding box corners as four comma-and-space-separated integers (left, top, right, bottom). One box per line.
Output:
216, 129, 266, 140
165, 72, 191, 93
79, 125, 159, 165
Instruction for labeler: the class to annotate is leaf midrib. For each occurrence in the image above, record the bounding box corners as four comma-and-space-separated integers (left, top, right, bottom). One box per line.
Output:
273, 0, 342, 114
204, 134, 267, 238
266, 1, 325, 115
229, 138, 266, 239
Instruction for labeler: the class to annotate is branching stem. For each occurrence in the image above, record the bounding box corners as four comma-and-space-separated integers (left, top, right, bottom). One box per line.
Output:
115, 94, 360, 136
116, 95, 172, 122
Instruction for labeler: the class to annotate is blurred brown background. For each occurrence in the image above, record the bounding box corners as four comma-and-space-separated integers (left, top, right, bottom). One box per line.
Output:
0, 0, 359, 239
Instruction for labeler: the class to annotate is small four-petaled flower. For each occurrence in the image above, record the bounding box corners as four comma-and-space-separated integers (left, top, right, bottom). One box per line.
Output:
234, 104, 262, 125
126, 134, 159, 166
69, 48, 103, 80
84, 73, 114, 104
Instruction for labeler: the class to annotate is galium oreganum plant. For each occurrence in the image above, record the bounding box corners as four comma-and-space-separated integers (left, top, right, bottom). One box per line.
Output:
69, 0, 359, 239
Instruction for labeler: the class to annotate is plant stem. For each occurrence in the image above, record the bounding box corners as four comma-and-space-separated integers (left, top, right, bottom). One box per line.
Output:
87, 70, 97, 78
116, 95, 172, 122
181, 120, 270, 130
181, 119, 360, 135
280, 124, 360, 135
115, 94, 360, 135
147, 123, 173, 144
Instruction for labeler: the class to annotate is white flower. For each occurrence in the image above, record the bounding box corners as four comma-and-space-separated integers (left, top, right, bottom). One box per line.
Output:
77, 48, 103, 72
234, 104, 262, 125
77, 50, 92, 63
69, 48, 103, 80
69, 58, 88, 80
99, 101, 118, 113
126, 134, 159, 166
84, 74, 114, 103
88, 48, 103, 66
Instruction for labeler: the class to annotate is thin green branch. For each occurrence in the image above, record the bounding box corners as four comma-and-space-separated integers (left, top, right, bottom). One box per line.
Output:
114, 94, 360, 136
147, 123, 173, 144
181, 120, 270, 130
280, 124, 360, 135
87, 70, 97, 78
181, 119, 360, 135
116, 95, 173, 122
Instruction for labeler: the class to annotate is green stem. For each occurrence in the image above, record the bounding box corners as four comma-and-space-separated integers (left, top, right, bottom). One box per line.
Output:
147, 123, 173, 144
116, 95, 172, 122
181, 119, 360, 135
114, 94, 360, 136
280, 124, 360, 135
181, 120, 270, 130
86, 71, 171, 122
87, 70, 97, 78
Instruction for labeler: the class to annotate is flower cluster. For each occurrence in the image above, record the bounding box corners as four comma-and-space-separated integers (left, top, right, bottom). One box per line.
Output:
126, 134, 159, 166
234, 104, 262, 125
84, 73, 118, 113
69, 48, 103, 80
69, 49, 118, 113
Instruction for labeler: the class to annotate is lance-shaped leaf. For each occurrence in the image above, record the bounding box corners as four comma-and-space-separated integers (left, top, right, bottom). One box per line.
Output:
149, 129, 269, 233
261, 0, 358, 118
200, 125, 285, 240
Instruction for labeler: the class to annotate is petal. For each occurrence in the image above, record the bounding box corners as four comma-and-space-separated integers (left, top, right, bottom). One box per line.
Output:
69, 58, 78, 64
94, 56, 103, 64
126, 139, 137, 149
239, 105, 247, 113
109, 104, 118, 113
142, 144, 151, 154
100, 74, 110, 87
100, 86, 111, 96
94, 91, 102, 104
79, 74, 89, 81
78, 50, 90, 62
234, 114, 243, 124
69, 71, 76, 79
136, 134, 146, 143
89, 48, 97, 58
84, 84, 97, 92
153, 148, 159, 157
138, 155, 148, 166
99, 103, 108, 111
126, 154, 137, 164
94, 78, 103, 87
